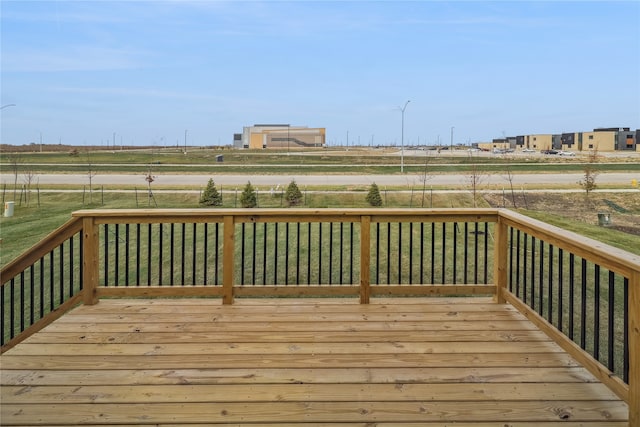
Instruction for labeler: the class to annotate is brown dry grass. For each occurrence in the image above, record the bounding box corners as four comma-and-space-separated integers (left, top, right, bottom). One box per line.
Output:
483, 191, 640, 236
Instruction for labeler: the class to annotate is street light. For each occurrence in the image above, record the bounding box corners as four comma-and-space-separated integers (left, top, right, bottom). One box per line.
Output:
450, 126, 454, 152
286, 124, 290, 155
400, 100, 410, 173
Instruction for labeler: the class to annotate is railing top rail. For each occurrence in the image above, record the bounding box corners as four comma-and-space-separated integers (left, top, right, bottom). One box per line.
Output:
498, 209, 640, 277
71, 208, 500, 224
72, 207, 500, 218
0, 216, 83, 284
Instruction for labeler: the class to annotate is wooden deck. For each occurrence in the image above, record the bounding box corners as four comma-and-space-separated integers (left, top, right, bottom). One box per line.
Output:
0, 297, 628, 426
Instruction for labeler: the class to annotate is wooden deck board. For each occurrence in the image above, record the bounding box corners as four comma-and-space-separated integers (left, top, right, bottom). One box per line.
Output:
0, 297, 629, 426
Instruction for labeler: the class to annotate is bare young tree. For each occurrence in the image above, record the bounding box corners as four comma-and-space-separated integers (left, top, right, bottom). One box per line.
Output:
7, 153, 22, 201
467, 163, 486, 208
86, 149, 98, 204
145, 172, 156, 206
502, 154, 517, 208
579, 146, 599, 198
418, 152, 434, 207
145, 147, 158, 207
21, 169, 38, 207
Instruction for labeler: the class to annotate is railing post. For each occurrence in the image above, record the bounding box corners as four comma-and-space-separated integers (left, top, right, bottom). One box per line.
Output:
360, 215, 371, 304
629, 270, 640, 426
222, 215, 235, 305
493, 213, 508, 304
82, 217, 99, 305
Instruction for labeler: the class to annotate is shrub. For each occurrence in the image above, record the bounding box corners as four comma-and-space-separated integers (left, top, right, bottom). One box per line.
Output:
285, 180, 303, 207
199, 178, 222, 207
240, 181, 257, 208
366, 182, 383, 207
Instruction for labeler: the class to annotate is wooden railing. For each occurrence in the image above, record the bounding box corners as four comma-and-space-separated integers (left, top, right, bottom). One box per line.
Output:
497, 209, 640, 420
76, 208, 496, 304
1, 208, 639, 424
0, 217, 84, 350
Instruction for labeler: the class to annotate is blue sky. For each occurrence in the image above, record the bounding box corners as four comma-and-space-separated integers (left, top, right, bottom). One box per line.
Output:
1, 0, 639, 147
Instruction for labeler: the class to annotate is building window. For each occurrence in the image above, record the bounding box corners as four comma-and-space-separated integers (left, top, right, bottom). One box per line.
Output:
533, 137, 537, 141
589, 135, 594, 140
588, 144, 594, 149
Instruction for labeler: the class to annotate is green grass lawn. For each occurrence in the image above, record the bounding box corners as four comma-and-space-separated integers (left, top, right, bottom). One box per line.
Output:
519, 210, 640, 256
1, 147, 638, 266
2, 187, 636, 382
1, 189, 638, 268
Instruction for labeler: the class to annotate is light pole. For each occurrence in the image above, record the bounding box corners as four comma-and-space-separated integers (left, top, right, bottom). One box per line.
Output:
450, 126, 454, 152
400, 100, 410, 173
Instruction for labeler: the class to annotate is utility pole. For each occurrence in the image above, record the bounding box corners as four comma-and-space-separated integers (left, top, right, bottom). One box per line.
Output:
400, 100, 410, 173
184, 129, 187, 154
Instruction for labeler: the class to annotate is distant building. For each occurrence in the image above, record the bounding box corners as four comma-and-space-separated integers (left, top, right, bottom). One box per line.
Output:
524, 134, 554, 151
235, 124, 326, 149
560, 133, 577, 151
477, 127, 638, 153
582, 130, 617, 151
514, 127, 638, 153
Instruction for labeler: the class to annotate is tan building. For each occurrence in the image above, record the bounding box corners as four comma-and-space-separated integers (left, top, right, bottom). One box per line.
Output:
236, 124, 326, 149
522, 134, 553, 151
581, 131, 616, 152
513, 128, 638, 153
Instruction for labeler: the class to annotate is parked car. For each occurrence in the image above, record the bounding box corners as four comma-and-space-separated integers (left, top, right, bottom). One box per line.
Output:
522, 148, 536, 153
541, 149, 558, 155
558, 151, 576, 156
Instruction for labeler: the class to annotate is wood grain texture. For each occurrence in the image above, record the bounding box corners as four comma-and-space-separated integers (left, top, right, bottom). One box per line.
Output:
0, 298, 628, 426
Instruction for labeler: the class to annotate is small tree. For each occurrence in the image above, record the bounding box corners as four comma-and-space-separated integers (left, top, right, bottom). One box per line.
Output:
22, 169, 38, 207
502, 154, 517, 208
200, 178, 222, 206
284, 180, 303, 207
467, 163, 486, 208
579, 167, 598, 196
366, 182, 383, 207
7, 153, 22, 201
86, 149, 97, 204
419, 154, 434, 207
579, 147, 599, 198
240, 181, 257, 208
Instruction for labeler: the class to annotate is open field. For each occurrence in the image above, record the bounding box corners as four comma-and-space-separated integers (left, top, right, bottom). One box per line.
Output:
2, 146, 640, 175
1, 190, 639, 269
1, 146, 638, 267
